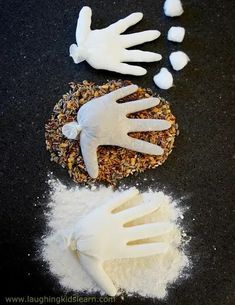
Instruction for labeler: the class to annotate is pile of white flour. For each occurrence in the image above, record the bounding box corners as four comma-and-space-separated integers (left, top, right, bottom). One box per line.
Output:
41, 179, 189, 299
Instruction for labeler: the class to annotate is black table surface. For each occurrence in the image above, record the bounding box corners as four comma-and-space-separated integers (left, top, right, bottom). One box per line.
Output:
1, 0, 234, 304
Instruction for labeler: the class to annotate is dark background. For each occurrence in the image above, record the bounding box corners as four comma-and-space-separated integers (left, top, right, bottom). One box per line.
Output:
0, 0, 234, 304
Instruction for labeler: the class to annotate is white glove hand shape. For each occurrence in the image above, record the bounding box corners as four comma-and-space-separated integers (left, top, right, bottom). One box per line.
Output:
62, 85, 171, 178
68, 188, 172, 296
69, 6, 162, 75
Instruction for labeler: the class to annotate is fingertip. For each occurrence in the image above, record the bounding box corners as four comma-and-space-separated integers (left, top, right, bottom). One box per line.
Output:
136, 68, 147, 76
156, 146, 164, 155
143, 69, 148, 75
152, 97, 161, 106
120, 84, 138, 95
89, 168, 99, 179
164, 121, 172, 129
156, 119, 172, 130
155, 30, 161, 38
79, 6, 92, 21
147, 30, 161, 40
128, 84, 138, 91
152, 53, 162, 61
133, 12, 144, 20
81, 6, 92, 14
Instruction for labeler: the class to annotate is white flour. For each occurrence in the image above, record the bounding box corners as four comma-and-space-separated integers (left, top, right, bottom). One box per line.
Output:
42, 179, 189, 299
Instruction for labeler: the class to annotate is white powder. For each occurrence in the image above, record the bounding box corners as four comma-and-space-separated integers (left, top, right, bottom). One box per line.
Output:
41, 179, 189, 299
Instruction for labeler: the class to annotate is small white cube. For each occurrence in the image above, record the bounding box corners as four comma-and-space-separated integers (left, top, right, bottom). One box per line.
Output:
168, 26, 185, 42
164, 0, 184, 17
169, 51, 190, 71
153, 68, 173, 90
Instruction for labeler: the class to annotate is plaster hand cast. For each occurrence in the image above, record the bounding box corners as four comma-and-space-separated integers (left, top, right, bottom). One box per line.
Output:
69, 6, 162, 75
67, 188, 173, 296
62, 85, 171, 178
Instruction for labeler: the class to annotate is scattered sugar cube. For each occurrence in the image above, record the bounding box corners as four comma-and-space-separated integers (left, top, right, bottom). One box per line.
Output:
153, 68, 173, 90
168, 26, 185, 42
164, 0, 184, 17
169, 51, 190, 71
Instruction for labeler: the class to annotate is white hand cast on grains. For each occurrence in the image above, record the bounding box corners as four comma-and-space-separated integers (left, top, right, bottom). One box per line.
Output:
62, 85, 171, 178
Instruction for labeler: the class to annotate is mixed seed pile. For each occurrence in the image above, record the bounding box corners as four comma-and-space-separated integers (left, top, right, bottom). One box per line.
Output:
45, 80, 178, 185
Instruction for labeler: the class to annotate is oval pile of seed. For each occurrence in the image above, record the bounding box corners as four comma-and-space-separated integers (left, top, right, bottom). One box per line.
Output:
45, 80, 178, 185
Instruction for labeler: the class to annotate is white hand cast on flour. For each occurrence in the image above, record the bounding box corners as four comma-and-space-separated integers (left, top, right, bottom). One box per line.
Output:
68, 188, 173, 296
69, 6, 162, 75
43, 182, 188, 298
62, 85, 171, 178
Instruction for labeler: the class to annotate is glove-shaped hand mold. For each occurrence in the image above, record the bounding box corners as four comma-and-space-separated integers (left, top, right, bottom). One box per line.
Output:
62, 85, 171, 178
68, 188, 172, 296
69, 6, 162, 75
